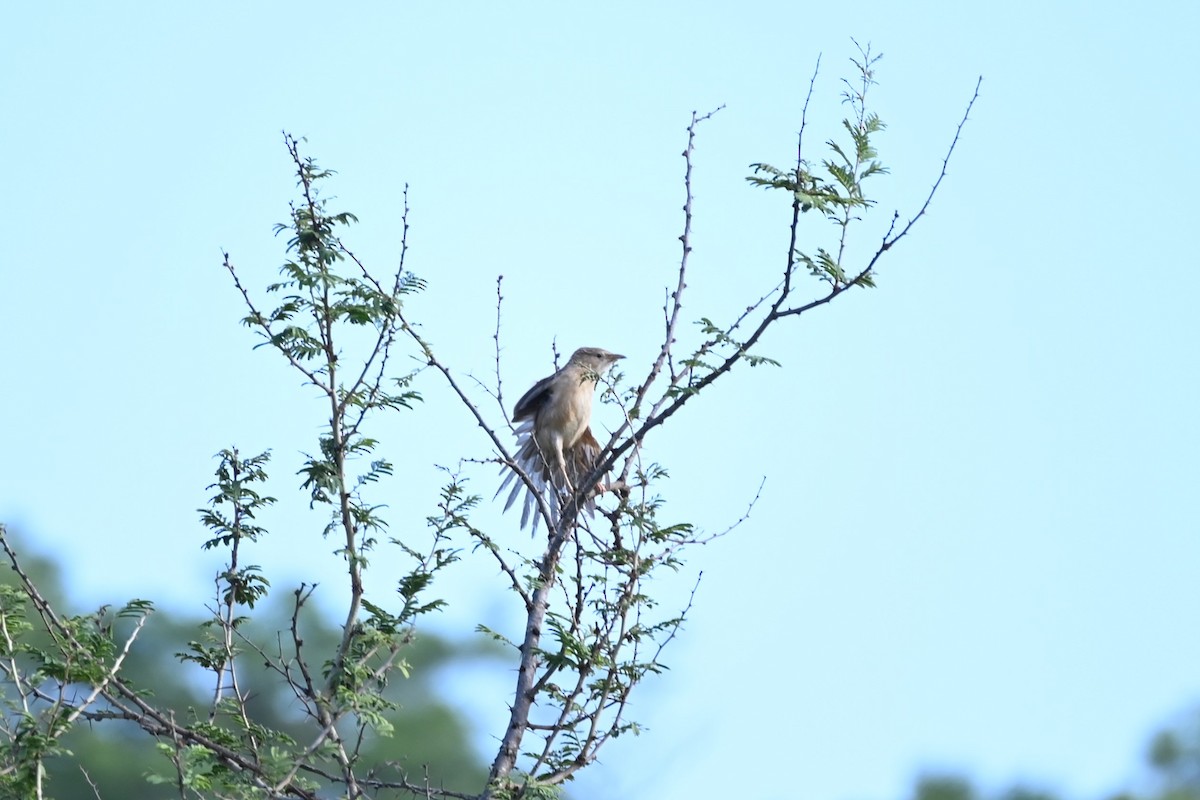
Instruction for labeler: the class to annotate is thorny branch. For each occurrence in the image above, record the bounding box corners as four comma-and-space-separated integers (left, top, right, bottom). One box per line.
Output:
473, 60, 978, 795
593, 71, 982, 487
0, 54, 978, 800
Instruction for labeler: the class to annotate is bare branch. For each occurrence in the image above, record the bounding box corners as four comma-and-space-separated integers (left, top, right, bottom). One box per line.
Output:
882, 74, 982, 250
621, 105, 726, 437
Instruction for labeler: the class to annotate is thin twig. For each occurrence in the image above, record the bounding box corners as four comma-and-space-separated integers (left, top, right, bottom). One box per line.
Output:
64, 611, 150, 726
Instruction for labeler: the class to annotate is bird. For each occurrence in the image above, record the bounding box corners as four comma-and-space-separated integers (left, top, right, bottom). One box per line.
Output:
496, 346, 624, 531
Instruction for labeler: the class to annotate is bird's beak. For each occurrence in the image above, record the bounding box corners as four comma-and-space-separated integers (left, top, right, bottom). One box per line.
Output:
612, 353, 625, 360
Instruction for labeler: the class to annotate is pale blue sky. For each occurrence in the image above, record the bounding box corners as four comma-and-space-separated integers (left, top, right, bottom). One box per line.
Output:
3, 3, 1199, 799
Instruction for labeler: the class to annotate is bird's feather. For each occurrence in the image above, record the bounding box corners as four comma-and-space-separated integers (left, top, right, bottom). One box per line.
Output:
496, 347, 623, 534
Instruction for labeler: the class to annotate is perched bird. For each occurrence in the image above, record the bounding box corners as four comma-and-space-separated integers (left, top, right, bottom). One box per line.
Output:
496, 347, 624, 531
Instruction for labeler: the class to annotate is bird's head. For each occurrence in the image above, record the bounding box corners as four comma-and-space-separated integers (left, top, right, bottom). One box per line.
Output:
569, 347, 624, 376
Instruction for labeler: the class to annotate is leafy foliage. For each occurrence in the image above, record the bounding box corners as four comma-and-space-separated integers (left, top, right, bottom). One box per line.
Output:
0, 49, 979, 800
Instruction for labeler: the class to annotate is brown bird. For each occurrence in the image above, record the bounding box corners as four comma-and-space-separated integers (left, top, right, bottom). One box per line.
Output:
497, 347, 624, 531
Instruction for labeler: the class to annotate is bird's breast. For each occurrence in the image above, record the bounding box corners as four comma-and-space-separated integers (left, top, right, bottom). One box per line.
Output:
537, 385, 593, 449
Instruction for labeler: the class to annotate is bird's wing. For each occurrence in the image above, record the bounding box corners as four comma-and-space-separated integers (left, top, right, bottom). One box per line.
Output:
569, 427, 602, 521
512, 372, 556, 421
568, 427, 601, 485
495, 417, 553, 532
495, 419, 540, 503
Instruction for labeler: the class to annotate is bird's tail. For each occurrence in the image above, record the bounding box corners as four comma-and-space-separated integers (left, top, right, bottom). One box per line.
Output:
495, 423, 603, 534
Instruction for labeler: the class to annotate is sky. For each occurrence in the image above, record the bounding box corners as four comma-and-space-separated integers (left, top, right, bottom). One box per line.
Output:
3, 2, 1199, 799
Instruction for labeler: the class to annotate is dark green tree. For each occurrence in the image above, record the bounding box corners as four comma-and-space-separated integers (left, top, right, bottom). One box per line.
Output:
0, 530, 495, 799
896, 704, 1200, 800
